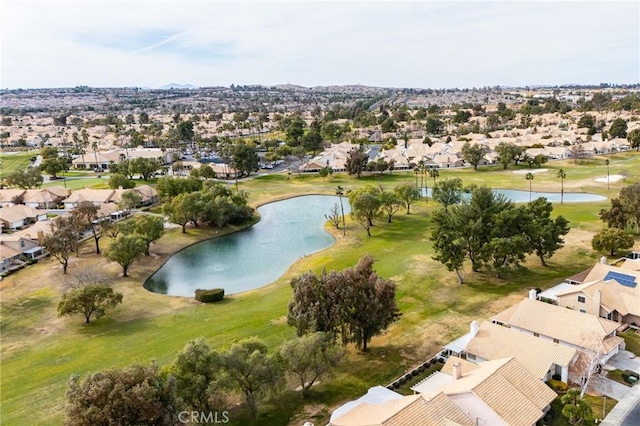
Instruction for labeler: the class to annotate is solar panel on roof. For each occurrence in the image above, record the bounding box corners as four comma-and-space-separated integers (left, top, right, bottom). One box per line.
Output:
603, 271, 637, 288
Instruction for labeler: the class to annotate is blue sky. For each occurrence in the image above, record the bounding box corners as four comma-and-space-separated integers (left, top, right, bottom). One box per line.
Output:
2, 0, 639, 89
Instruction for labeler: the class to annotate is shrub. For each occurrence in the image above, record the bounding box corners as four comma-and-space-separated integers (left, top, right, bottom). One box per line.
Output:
547, 379, 568, 392
195, 288, 225, 303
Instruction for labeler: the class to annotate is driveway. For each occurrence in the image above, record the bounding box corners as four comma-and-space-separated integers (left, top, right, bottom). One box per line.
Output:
608, 350, 640, 374
594, 377, 632, 400
601, 385, 640, 426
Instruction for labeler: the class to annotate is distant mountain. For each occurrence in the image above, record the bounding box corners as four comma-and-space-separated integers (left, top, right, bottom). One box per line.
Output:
157, 83, 198, 90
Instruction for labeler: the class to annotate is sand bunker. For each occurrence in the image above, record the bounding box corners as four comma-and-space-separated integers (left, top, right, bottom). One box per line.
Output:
512, 168, 548, 174
594, 174, 625, 183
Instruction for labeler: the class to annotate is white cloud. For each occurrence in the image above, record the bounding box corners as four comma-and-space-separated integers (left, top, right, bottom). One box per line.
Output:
2, 0, 638, 88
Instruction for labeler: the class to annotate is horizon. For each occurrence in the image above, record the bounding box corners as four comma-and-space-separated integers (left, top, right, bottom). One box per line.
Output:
2, 0, 639, 90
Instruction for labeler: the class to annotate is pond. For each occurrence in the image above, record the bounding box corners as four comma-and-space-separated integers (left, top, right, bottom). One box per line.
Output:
144, 195, 350, 297
423, 188, 606, 203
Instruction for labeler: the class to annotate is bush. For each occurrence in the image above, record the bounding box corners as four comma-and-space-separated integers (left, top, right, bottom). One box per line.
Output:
195, 288, 225, 303
547, 379, 568, 392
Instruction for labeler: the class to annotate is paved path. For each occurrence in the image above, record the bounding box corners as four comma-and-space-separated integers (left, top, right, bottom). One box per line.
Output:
594, 378, 632, 400
601, 385, 640, 426
609, 350, 640, 373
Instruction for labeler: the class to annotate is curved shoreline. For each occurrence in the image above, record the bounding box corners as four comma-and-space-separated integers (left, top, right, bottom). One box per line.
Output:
142, 192, 340, 297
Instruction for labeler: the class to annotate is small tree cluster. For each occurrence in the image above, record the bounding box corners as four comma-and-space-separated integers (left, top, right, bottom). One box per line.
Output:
431, 186, 569, 281
600, 183, 640, 232
163, 181, 253, 233
287, 255, 400, 351
104, 215, 164, 276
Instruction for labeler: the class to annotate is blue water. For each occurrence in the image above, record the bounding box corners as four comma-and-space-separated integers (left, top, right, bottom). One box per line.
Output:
422, 188, 606, 203
144, 195, 350, 297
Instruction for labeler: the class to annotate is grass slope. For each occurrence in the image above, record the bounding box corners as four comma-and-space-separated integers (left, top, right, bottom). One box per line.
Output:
1, 153, 639, 425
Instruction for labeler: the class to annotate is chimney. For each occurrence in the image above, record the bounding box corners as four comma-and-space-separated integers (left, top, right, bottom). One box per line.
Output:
470, 320, 479, 337
37, 230, 44, 245
600, 256, 607, 265
593, 290, 602, 316
452, 362, 462, 380
529, 289, 538, 300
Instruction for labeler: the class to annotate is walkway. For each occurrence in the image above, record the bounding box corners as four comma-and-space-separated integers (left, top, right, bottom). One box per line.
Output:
600, 385, 640, 426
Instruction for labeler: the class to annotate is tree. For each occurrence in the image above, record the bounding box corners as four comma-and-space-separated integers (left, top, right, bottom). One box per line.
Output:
104, 234, 146, 277
599, 198, 628, 229
608, 118, 628, 139
285, 116, 305, 145
231, 141, 260, 179
336, 186, 346, 232
302, 129, 323, 154
431, 186, 515, 273
525, 198, 570, 266
177, 120, 194, 141
58, 284, 123, 323
130, 157, 160, 181
461, 142, 488, 170
557, 169, 567, 204
345, 145, 369, 178
164, 192, 200, 233
592, 227, 634, 256
324, 204, 342, 229
425, 117, 443, 134
628, 128, 640, 151
280, 333, 343, 398
65, 363, 181, 426
72, 201, 102, 254
432, 178, 463, 212
287, 256, 399, 352
348, 185, 381, 237
171, 338, 223, 412
428, 168, 439, 188
118, 190, 142, 214
220, 338, 284, 419
619, 183, 640, 230
561, 388, 593, 425
525, 172, 534, 201
394, 182, 420, 214
379, 189, 402, 223
39, 157, 67, 179
133, 215, 164, 255
108, 173, 135, 189
431, 210, 467, 284
577, 114, 595, 129
6, 167, 43, 189
340, 256, 400, 351
138, 111, 149, 124
42, 217, 79, 274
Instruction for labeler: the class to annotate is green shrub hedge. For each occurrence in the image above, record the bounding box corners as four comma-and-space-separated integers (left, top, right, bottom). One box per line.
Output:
195, 288, 225, 303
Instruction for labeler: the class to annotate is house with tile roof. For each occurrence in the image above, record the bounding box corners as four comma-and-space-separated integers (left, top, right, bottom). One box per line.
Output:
23, 186, 70, 209
463, 321, 577, 383
555, 262, 640, 326
491, 295, 624, 364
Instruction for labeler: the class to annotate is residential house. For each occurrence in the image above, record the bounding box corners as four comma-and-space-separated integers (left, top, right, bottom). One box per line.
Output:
0, 229, 48, 273
491, 294, 624, 364
463, 321, 576, 383
0, 189, 27, 208
411, 357, 557, 426
555, 262, 640, 326
63, 189, 116, 210
23, 186, 70, 209
0, 205, 47, 231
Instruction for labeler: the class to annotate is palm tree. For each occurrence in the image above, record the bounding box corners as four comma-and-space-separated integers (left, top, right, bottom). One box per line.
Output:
557, 169, 566, 204
414, 167, 420, 190
429, 168, 439, 190
336, 185, 346, 235
526, 172, 534, 201
605, 159, 610, 189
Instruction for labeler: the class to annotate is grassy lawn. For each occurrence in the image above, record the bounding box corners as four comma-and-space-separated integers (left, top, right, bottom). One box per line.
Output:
621, 329, 640, 355
606, 369, 633, 387
1, 154, 639, 425
0, 152, 34, 179
546, 394, 617, 426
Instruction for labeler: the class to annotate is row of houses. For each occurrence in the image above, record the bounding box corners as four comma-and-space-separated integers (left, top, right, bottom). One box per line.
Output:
0, 185, 159, 273
329, 257, 640, 425
298, 136, 632, 173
